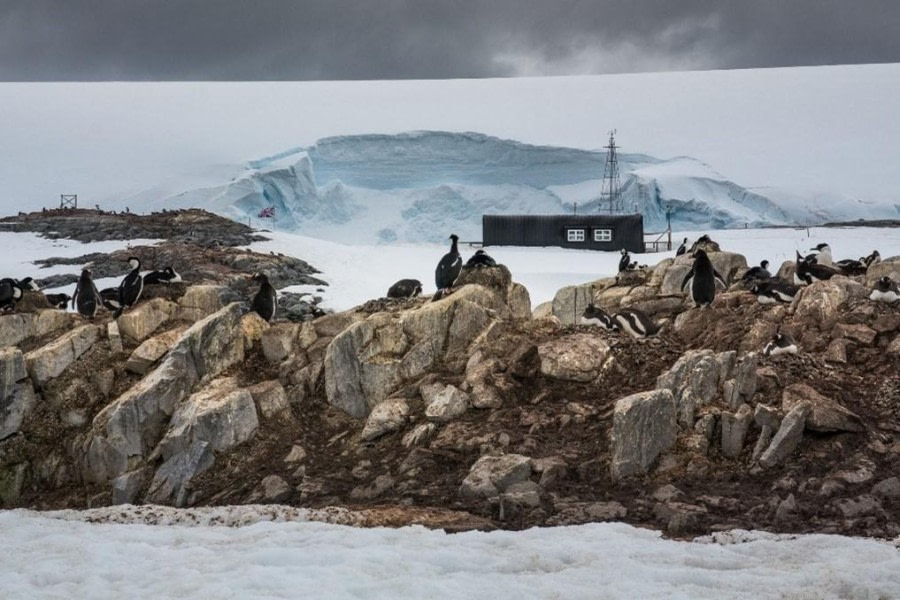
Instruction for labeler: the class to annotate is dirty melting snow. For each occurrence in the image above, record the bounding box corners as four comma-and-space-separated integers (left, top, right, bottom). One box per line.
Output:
1, 508, 899, 599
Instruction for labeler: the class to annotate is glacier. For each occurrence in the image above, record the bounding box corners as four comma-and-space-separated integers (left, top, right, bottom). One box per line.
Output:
140, 131, 899, 244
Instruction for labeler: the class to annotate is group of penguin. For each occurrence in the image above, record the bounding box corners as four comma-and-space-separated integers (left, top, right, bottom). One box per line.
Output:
386, 234, 498, 302
580, 236, 899, 356
70, 258, 181, 319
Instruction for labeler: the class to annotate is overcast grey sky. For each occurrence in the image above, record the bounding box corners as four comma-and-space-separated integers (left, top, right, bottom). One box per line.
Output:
2, 1, 899, 81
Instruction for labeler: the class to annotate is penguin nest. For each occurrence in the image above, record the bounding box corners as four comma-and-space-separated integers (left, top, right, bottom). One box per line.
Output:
456, 264, 512, 291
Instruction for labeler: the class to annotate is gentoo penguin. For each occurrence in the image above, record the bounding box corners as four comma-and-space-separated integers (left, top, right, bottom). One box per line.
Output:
741, 260, 772, 282
681, 249, 727, 308
835, 257, 867, 276
99, 287, 122, 312
806, 243, 833, 266
750, 281, 800, 304
115, 256, 144, 318
386, 278, 423, 299
72, 269, 102, 318
251, 272, 277, 322
618, 249, 631, 273
143, 266, 182, 285
675, 237, 689, 257
794, 251, 840, 285
862, 250, 881, 267
44, 293, 71, 310
465, 249, 497, 268
15, 277, 40, 291
580, 305, 616, 330
0, 278, 24, 312
613, 308, 660, 339
697, 234, 712, 244
433, 234, 462, 301
763, 332, 798, 356
870, 276, 900, 304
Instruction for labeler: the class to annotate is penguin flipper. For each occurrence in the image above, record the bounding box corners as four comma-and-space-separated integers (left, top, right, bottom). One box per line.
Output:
713, 269, 728, 289
680, 268, 695, 292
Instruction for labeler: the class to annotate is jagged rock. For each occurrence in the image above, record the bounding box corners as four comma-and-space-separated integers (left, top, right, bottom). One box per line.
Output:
255, 475, 292, 503
153, 378, 259, 460
652, 484, 685, 503
24, 324, 99, 387
782, 384, 863, 433
459, 454, 532, 499
0, 310, 72, 348
754, 404, 782, 429
423, 384, 470, 422
871, 477, 900, 499
833, 495, 884, 519
610, 389, 677, 480
548, 501, 627, 525
360, 398, 409, 441
537, 334, 614, 382
532, 302, 552, 319
145, 440, 214, 507
350, 474, 395, 501
499, 480, 543, 519
261, 323, 299, 363
176, 285, 235, 322
551, 279, 610, 325
297, 321, 317, 350
313, 311, 364, 338
0, 463, 28, 505
654, 501, 708, 535
792, 278, 867, 326
246, 380, 291, 420
116, 298, 177, 342
84, 303, 245, 483
774, 493, 798, 522
832, 323, 877, 345
0, 348, 26, 401
508, 282, 532, 320
240, 312, 269, 351
656, 349, 732, 429
284, 445, 307, 464
107, 321, 124, 354
125, 327, 186, 375
824, 339, 850, 363
1, 380, 36, 440
111, 467, 151, 505
720, 403, 753, 458
758, 403, 810, 468
722, 354, 758, 410
401, 423, 437, 448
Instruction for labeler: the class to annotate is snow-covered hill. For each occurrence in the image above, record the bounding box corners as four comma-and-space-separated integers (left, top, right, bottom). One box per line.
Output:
134, 131, 895, 243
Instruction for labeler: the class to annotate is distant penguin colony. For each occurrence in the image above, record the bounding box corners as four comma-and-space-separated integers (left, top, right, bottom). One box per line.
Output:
465, 249, 497, 268
681, 249, 727, 308
115, 256, 144, 318
870, 276, 900, 304
387, 278, 423, 299
763, 332, 798, 356
143, 266, 182, 285
251, 273, 277, 322
72, 269, 102, 318
433, 234, 462, 301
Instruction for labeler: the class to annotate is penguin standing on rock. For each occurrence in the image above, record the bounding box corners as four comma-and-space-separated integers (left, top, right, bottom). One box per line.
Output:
612, 308, 660, 339
676, 238, 689, 256
251, 273, 277, 322
763, 332, 798, 356
72, 269, 102, 319
0, 278, 24, 312
387, 279, 423, 299
115, 257, 144, 318
433, 234, 462, 301
465, 249, 497, 268
618, 249, 631, 273
681, 249, 727, 308
870, 276, 900, 304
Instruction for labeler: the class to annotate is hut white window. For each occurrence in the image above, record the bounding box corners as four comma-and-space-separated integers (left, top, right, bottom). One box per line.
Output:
593, 228, 613, 242
566, 228, 585, 242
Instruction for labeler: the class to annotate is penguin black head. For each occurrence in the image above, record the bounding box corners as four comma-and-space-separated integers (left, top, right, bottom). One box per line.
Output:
620, 248, 627, 255
698, 234, 711, 243
252, 272, 270, 285
449, 234, 459, 242
876, 276, 894, 290
809, 243, 830, 253
760, 260, 769, 269
692, 248, 709, 260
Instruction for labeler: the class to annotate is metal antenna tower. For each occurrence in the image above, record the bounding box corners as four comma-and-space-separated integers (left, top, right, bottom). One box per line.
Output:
600, 130, 622, 214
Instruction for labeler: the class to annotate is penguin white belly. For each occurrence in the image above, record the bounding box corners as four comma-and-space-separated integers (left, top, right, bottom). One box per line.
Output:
580, 316, 612, 329
870, 289, 900, 303
757, 294, 778, 305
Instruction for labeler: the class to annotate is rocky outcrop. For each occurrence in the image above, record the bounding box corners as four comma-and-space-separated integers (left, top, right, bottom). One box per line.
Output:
758, 404, 810, 468
24, 325, 99, 387
537, 334, 614, 382
459, 454, 533, 499
0, 310, 72, 349
361, 398, 409, 441
125, 326, 187, 375
83, 303, 245, 483
116, 298, 177, 342
781, 384, 863, 433
610, 389, 677, 480
0, 348, 35, 440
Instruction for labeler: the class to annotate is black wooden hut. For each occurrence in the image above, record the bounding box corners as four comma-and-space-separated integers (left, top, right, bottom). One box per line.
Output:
482, 214, 644, 252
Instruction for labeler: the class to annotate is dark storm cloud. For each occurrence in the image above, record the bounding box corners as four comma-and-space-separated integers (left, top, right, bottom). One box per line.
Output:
1, 0, 899, 80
